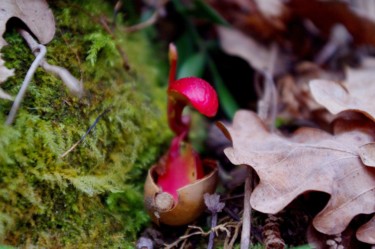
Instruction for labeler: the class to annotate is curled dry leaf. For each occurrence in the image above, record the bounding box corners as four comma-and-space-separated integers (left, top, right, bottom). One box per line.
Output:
218, 110, 375, 242
0, 0, 55, 47
310, 65, 375, 122
217, 26, 287, 75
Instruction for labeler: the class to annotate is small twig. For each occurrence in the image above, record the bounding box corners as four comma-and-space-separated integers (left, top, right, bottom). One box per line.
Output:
60, 108, 110, 157
125, 11, 159, 33
125, 0, 169, 33
257, 43, 278, 131
99, 17, 131, 71
164, 222, 238, 249
240, 167, 252, 249
224, 221, 242, 249
18, 29, 83, 97
6, 45, 47, 125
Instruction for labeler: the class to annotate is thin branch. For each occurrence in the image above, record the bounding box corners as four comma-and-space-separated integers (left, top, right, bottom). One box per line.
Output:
99, 16, 131, 71
6, 45, 46, 125
60, 108, 110, 157
18, 29, 83, 97
240, 167, 253, 249
125, 0, 169, 33
164, 222, 238, 249
257, 43, 278, 131
225, 221, 242, 249
125, 11, 159, 33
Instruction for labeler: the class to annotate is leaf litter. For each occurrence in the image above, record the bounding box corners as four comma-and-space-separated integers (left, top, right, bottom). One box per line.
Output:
209, 0, 375, 247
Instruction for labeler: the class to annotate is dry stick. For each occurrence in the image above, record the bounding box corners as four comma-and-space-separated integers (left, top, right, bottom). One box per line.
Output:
60, 108, 110, 158
99, 17, 131, 71
125, 11, 159, 33
6, 45, 46, 125
258, 44, 286, 249
225, 221, 242, 249
240, 43, 280, 248
240, 167, 252, 249
125, 0, 169, 33
18, 29, 83, 97
257, 43, 278, 131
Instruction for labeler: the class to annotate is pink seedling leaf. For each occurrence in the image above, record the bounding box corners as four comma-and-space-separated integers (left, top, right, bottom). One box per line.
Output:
168, 77, 219, 135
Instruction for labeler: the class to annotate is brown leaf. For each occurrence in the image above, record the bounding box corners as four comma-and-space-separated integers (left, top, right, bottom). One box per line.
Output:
310, 66, 375, 122
208, 0, 287, 42
0, 0, 55, 47
356, 216, 375, 244
217, 26, 287, 75
219, 110, 375, 241
277, 62, 341, 124
288, 0, 375, 46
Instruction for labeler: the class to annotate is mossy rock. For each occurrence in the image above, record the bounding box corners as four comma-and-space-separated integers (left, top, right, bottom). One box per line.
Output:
0, 1, 170, 247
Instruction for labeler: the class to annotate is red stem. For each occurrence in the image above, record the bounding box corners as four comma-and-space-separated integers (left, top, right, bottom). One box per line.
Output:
168, 43, 177, 86
168, 96, 190, 136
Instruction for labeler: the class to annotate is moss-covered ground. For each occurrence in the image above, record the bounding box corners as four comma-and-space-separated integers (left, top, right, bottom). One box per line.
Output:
0, 1, 170, 247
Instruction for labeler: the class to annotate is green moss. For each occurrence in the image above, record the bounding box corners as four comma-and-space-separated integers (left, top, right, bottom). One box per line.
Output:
0, 0, 171, 247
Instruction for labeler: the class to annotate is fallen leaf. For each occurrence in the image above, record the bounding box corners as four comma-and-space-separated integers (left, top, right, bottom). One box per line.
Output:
208, 0, 287, 42
219, 110, 375, 242
278, 62, 341, 123
288, 0, 375, 46
310, 65, 375, 122
0, 0, 55, 47
307, 223, 368, 249
217, 26, 287, 75
356, 216, 375, 244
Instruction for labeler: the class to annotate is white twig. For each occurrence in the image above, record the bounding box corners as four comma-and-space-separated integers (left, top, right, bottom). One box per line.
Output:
18, 29, 83, 97
257, 43, 278, 131
240, 167, 252, 249
6, 45, 47, 125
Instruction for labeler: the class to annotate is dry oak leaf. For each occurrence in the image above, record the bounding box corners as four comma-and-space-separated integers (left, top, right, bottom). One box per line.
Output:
219, 110, 375, 241
0, 0, 55, 47
310, 66, 375, 122
217, 26, 288, 75
356, 216, 375, 244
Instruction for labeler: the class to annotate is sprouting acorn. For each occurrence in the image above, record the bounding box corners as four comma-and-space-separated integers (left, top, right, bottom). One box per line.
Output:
144, 44, 219, 226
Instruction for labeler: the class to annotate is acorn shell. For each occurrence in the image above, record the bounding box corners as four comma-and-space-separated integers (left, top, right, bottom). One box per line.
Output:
144, 161, 218, 226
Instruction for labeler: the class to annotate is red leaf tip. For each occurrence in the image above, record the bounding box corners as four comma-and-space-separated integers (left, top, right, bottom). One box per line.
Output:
168, 77, 219, 117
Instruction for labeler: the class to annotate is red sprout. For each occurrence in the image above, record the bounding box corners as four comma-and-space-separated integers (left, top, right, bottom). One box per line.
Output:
155, 43, 218, 202
157, 132, 204, 201
167, 44, 219, 135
